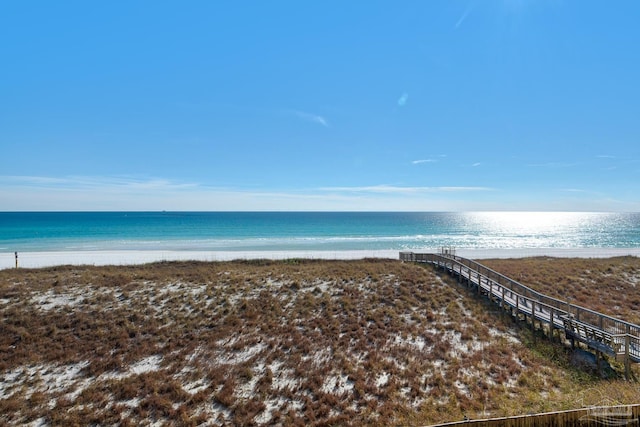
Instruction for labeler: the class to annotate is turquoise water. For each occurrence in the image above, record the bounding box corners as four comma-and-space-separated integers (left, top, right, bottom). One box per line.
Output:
1, 212, 639, 253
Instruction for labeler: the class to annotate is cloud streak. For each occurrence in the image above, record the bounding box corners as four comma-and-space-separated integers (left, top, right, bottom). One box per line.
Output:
3, 175, 636, 212
319, 185, 493, 194
292, 110, 329, 127
454, 5, 473, 29
1, 175, 198, 191
527, 162, 578, 168
1, 175, 498, 211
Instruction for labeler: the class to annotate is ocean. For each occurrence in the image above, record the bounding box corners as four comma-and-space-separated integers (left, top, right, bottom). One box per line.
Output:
1, 211, 640, 254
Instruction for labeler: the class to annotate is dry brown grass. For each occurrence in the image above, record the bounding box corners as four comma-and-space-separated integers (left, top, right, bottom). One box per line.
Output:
0, 258, 639, 426
481, 257, 640, 324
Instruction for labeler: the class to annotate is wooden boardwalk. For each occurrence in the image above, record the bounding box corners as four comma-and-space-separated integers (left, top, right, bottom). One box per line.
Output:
400, 251, 640, 378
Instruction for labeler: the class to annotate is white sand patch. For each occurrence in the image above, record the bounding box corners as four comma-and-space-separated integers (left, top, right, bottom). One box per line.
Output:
237, 375, 260, 399
130, 355, 163, 375
183, 378, 209, 395
465, 339, 485, 353
158, 282, 205, 297
505, 377, 519, 388
443, 330, 467, 357
235, 363, 265, 399
288, 399, 305, 412
432, 359, 447, 377
512, 354, 527, 369
0, 368, 23, 398
121, 397, 141, 408
208, 402, 233, 423
321, 373, 354, 395
453, 380, 471, 397
391, 333, 430, 351
375, 372, 390, 388
310, 279, 332, 294
27, 418, 47, 427
456, 299, 474, 317
254, 397, 288, 425
100, 355, 163, 381
488, 327, 520, 344
184, 345, 204, 365
301, 348, 332, 367
219, 342, 267, 365
0, 361, 90, 400
269, 360, 299, 391
623, 272, 640, 287
131, 282, 209, 314
31, 289, 85, 311
39, 361, 90, 390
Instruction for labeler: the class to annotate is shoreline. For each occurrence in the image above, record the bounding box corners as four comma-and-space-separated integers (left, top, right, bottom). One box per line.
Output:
3, 247, 640, 270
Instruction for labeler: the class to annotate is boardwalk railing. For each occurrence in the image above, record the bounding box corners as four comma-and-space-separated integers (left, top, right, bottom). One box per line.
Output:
424, 404, 640, 427
400, 252, 640, 376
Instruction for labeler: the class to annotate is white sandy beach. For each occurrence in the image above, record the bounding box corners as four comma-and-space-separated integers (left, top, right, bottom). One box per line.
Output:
2, 248, 640, 270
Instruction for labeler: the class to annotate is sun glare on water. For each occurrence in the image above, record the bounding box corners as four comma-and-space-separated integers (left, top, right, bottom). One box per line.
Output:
459, 212, 608, 249
471, 212, 588, 234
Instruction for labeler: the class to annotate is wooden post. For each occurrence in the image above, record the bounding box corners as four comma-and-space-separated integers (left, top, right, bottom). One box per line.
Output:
531, 301, 536, 331
625, 333, 631, 380
549, 310, 554, 340
14, 252, 18, 269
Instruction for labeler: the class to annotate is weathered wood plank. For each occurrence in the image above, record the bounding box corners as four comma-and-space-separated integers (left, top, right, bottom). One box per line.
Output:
400, 251, 640, 368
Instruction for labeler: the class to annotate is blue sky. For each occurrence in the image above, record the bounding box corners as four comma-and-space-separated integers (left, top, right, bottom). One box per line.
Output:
1, 1, 639, 211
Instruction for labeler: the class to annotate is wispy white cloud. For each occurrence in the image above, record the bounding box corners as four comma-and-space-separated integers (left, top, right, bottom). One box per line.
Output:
560, 188, 590, 193
0, 175, 497, 211
1, 175, 198, 191
291, 110, 329, 127
412, 154, 447, 165
4, 175, 637, 212
454, 5, 473, 29
597, 155, 616, 159
472, 162, 481, 167
527, 162, 578, 168
397, 92, 409, 107
319, 185, 493, 194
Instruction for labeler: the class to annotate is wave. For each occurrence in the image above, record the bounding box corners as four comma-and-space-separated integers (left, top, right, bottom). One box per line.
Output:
12, 232, 636, 253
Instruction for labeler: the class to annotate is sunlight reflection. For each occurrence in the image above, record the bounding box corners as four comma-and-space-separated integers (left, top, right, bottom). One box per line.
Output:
469, 212, 588, 233
457, 212, 608, 249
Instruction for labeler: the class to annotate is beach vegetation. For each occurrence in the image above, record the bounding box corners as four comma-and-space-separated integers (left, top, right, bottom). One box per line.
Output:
0, 258, 639, 425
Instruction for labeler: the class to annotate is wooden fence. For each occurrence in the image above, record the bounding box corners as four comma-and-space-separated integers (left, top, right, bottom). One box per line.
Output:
425, 404, 640, 427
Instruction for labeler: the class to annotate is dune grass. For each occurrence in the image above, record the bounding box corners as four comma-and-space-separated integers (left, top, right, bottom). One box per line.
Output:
1, 258, 639, 426
481, 257, 640, 324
